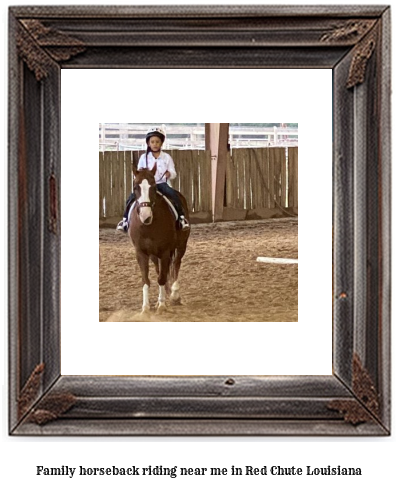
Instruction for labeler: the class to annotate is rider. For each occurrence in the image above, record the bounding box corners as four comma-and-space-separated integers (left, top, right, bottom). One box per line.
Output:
117, 126, 190, 232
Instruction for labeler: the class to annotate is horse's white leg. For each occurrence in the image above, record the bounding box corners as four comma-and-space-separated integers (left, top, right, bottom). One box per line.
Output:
156, 285, 167, 312
170, 281, 181, 305
155, 253, 170, 313
142, 284, 150, 313
136, 250, 151, 314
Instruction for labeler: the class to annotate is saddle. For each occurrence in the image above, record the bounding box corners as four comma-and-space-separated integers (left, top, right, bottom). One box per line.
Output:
127, 192, 179, 224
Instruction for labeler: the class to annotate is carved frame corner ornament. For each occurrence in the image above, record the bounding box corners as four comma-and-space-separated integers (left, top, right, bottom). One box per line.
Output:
17, 363, 45, 419
17, 363, 76, 426
9, 6, 391, 436
320, 19, 376, 43
17, 19, 86, 81
320, 19, 379, 89
27, 392, 77, 426
328, 354, 380, 425
346, 27, 379, 88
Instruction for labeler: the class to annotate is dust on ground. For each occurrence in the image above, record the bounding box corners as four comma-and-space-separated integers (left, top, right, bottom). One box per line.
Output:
99, 218, 298, 322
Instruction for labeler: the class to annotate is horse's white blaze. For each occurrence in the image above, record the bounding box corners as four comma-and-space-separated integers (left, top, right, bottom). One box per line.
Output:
139, 179, 151, 201
142, 284, 150, 311
138, 179, 153, 224
170, 281, 180, 301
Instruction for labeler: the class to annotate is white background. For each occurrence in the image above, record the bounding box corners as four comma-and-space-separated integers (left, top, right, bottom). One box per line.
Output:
1, 1, 398, 491
61, 68, 332, 376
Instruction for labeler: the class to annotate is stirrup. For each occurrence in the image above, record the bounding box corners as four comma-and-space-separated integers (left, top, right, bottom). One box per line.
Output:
116, 219, 128, 233
179, 216, 190, 229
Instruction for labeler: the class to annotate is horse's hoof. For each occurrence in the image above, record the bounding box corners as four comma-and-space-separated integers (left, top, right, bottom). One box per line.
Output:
155, 302, 167, 314
141, 306, 151, 316
170, 297, 182, 306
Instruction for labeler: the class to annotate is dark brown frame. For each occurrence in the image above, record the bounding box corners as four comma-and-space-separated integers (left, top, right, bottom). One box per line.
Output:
9, 5, 391, 436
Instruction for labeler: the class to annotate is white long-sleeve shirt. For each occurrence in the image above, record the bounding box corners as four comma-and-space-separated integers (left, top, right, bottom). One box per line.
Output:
137, 151, 177, 184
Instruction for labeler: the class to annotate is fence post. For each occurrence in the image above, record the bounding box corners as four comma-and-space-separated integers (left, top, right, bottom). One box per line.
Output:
213, 123, 229, 221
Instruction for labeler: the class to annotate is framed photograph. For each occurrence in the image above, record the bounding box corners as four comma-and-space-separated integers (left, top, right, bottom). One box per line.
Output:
96, 120, 300, 325
9, 5, 391, 435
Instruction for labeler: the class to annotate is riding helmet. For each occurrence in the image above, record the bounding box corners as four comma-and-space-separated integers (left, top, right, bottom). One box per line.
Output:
146, 126, 166, 144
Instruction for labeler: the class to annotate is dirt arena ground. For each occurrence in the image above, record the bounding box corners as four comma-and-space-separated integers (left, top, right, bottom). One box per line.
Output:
99, 218, 298, 323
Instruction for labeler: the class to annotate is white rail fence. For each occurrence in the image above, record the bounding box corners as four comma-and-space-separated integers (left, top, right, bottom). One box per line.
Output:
99, 124, 298, 151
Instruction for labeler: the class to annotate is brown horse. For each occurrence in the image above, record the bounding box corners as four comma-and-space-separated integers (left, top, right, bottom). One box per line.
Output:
128, 164, 190, 314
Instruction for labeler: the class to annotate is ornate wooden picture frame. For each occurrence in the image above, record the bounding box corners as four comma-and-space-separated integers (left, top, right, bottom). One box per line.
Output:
9, 5, 391, 436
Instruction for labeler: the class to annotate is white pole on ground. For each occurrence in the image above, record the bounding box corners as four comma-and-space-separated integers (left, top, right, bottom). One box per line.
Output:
257, 257, 298, 265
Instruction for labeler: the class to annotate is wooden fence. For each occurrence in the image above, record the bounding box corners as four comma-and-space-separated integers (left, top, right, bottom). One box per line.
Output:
99, 147, 298, 222
227, 147, 298, 210
99, 150, 212, 219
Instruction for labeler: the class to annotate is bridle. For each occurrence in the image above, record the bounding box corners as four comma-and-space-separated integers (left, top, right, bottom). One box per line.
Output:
137, 200, 154, 212
135, 179, 156, 216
